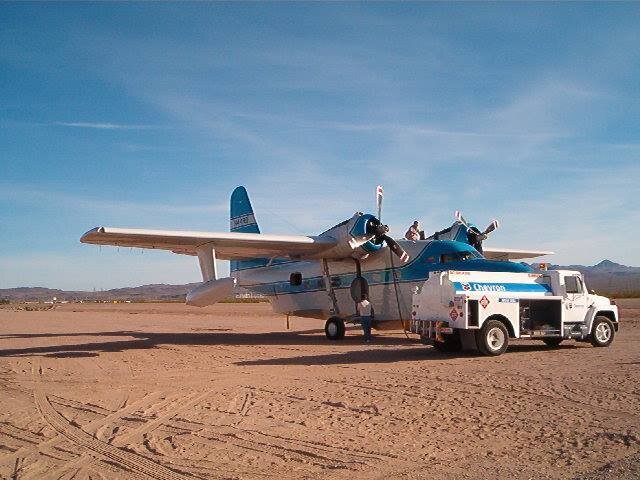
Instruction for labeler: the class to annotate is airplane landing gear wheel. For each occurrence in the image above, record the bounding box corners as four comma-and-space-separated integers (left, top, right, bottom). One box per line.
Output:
325, 317, 345, 340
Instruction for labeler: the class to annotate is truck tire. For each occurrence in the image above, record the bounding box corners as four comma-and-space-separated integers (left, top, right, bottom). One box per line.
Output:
476, 320, 509, 356
542, 338, 563, 347
325, 317, 346, 340
433, 332, 462, 353
590, 316, 615, 347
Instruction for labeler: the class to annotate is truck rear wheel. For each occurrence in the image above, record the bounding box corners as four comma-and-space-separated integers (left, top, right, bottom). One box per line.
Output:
325, 317, 345, 340
590, 316, 614, 347
476, 320, 509, 356
542, 338, 563, 347
433, 332, 462, 353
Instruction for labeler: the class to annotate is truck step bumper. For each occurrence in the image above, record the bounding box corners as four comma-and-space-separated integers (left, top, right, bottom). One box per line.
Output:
410, 319, 452, 341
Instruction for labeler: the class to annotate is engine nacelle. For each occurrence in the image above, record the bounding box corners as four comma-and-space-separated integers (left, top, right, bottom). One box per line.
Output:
186, 277, 236, 307
313, 212, 384, 260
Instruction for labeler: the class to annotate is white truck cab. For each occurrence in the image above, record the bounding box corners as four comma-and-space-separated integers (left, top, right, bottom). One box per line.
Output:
410, 269, 619, 356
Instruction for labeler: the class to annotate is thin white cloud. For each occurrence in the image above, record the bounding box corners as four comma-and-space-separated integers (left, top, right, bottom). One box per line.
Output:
0, 185, 227, 216
50, 121, 165, 130
321, 121, 565, 140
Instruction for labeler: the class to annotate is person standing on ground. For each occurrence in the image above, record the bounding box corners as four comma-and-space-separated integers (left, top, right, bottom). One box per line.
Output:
357, 294, 373, 342
405, 221, 420, 241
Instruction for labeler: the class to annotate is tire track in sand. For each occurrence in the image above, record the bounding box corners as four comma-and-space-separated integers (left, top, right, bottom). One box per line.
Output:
110, 390, 213, 448
0, 391, 165, 469
48, 390, 212, 479
44, 392, 184, 479
30, 360, 193, 480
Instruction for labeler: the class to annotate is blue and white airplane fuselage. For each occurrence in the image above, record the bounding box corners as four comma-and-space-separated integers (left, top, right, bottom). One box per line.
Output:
81, 185, 551, 338
234, 239, 531, 323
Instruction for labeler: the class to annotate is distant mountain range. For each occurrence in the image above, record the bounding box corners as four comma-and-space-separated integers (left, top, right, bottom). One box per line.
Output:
531, 260, 639, 295
1, 260, 638, 302
0, 283, 202, 302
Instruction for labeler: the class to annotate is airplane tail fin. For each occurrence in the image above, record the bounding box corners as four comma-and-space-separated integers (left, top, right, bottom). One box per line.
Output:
230, 186, 260, 234
230, 186, 266, 273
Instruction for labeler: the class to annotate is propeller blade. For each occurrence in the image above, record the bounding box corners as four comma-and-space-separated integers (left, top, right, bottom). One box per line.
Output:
382, 235, 410, 263
455, 210, 470, 228
376, 185, 384, 221
483, 219, 500, 235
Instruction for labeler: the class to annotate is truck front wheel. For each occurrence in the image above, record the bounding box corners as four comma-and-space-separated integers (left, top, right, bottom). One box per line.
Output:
590, 316, 615, 347
476, 320, 509, 356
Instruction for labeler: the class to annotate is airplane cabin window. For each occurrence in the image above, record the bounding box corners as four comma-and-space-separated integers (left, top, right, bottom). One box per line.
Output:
440, 254, 455, 263
440, 251, 479, 263
290, 272, 302, 286
564, 276, 580, 294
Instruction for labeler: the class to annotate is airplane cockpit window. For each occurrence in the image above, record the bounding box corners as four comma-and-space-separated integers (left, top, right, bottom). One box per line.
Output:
440, 251, 481, 263
458, 251, 479, 261
440, 254, 457, 263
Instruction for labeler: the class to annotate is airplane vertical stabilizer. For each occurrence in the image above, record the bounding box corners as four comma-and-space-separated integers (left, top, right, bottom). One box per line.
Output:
230, 186, 266, 272
230, 186, 260, 234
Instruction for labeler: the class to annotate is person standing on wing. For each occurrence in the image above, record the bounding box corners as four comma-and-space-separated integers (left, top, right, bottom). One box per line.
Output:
405, 220, 420, 241
357, 294, 373, 343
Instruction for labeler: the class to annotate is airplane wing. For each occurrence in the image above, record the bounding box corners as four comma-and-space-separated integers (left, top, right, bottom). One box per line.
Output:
483, 247, 554, 260
80, 227, 337, 259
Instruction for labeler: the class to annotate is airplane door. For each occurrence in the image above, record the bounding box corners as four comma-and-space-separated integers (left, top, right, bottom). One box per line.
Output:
563, 275, 588, 323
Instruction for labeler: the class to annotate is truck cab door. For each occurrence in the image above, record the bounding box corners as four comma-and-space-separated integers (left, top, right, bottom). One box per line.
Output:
563, 275, 588, 323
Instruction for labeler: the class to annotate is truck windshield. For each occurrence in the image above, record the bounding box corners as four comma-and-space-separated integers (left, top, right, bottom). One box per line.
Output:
440, 251, 481, 263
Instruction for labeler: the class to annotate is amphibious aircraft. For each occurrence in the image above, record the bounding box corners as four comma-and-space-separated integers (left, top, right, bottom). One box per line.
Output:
81, 186, 552, 339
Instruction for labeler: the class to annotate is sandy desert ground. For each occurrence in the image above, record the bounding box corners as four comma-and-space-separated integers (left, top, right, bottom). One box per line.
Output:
0, 300, 638, 480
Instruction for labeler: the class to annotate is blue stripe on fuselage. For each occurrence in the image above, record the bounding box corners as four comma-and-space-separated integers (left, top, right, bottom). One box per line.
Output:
238, 240, 533, 296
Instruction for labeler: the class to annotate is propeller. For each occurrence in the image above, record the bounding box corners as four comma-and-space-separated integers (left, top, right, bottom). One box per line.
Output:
483, 219, 500, 235
454, 211, 500, 253
376, 185, 384, 222
364, 187, 410, 263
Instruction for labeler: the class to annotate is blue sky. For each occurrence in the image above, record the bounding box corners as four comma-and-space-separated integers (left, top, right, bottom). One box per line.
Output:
1, 3, 639, 290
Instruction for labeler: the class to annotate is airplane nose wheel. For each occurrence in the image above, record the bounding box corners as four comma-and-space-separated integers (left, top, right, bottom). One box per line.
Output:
325, 317, 346, 340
